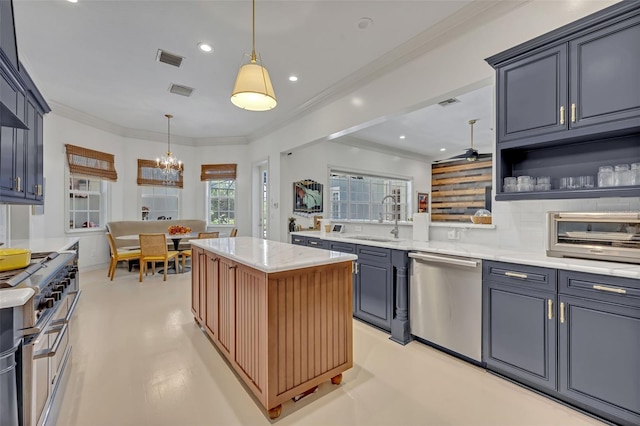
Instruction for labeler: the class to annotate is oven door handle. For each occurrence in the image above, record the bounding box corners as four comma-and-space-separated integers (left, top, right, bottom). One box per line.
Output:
52, 289, 82, 326
33, 324, 68, 359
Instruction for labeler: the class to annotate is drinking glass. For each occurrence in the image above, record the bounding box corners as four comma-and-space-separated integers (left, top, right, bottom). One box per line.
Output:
598, 166, 614, 187
614, 164, 631, 186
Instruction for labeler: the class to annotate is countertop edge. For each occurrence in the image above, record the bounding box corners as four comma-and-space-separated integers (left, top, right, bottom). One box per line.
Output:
0, 288, 35, 309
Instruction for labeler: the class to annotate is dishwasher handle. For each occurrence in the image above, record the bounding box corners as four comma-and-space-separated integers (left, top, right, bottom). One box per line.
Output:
409, 252, 479, 268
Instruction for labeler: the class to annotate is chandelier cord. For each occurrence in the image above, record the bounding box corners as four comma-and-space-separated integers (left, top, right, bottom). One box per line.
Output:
251, 0, 256, 62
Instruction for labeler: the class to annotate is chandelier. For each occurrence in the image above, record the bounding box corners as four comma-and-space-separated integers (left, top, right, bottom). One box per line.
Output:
230, 0, 277, 111
156, 114, 183, 185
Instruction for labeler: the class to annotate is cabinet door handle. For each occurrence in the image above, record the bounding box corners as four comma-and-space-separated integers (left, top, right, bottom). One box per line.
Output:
571, 103, 577, 123
353, 262, 359, 275
593, 284, 626, 294
547, 299, 553, 320
37, 184, 43, 196
15, 177, 21, 192
505, 271, 528, 279
559, 106, 565, 125
560, 302, 565, 324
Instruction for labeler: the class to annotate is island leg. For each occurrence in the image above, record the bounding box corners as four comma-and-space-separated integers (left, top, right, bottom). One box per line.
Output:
268, 405, 282, 419
330, 373, 343, 385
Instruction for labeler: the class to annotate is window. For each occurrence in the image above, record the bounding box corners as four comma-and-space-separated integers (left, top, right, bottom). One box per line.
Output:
201, 164, 237, 226
65, 144, 116, 232
329, 170, 411, 222
140, 186, 180, 220
68, 176, 107, 230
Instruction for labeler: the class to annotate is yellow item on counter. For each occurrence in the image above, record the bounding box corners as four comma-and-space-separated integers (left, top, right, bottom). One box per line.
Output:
0, 248, 32, 271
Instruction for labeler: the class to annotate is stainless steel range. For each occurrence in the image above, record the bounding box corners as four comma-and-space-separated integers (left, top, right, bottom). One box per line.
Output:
0, 243, 80, 426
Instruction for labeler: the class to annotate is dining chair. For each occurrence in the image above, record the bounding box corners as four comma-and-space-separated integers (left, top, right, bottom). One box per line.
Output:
106, 233, 141, 281
181, 232, 219, 270
139, 233, 179, 282
230, 228, 238, 237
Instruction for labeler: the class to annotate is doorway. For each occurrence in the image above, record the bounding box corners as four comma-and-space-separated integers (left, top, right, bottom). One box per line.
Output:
255, 161, 268, 239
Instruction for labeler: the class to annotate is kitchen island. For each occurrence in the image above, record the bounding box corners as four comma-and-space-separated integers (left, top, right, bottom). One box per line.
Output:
189, 237, 357, 419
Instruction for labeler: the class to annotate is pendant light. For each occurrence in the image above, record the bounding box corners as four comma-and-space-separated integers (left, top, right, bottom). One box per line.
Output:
230, 0, 277, 111
156, 114, 183, 184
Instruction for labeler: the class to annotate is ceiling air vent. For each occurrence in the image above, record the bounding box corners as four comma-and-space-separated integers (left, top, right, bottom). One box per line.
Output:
156, 49, 184, 67
438, 98, 460, 107
169, 83, 194, 97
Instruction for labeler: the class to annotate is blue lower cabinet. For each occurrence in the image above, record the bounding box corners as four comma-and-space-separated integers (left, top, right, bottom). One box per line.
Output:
305, 237, 329, 249
354, 245, 393, 331
290, 235, 306, 246
483, 280, 557, 391
559, 294, 640, 426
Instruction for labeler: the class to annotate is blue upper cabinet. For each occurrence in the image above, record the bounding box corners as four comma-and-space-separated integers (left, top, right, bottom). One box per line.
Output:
498, 45, 568, 143
569, 15, 640, 132
0, 0, 19, 71
487, 2, 640, 201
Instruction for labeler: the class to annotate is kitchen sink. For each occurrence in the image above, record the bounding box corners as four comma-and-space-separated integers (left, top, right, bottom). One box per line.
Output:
345, 236, 400, 243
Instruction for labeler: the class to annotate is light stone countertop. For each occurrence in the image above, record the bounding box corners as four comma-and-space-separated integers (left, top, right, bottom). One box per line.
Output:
7, 237, 79, 253
190, 236, 357, 273
290, 231, 640, 280
0, 288, 35, 309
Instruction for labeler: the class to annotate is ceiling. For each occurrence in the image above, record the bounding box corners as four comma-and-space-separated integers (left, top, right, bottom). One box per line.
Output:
13, 0, 493, 156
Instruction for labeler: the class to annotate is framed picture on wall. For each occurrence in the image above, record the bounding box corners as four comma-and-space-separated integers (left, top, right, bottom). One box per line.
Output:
417, 192, 429, 213
293, 180, 323, 213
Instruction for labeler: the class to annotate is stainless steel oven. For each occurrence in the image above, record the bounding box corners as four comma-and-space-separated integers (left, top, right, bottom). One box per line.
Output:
0, 245, 81, 426
547, 212, 640, 264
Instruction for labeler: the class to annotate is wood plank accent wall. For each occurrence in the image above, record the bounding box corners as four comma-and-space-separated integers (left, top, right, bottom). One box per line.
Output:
431, 157, 492, 222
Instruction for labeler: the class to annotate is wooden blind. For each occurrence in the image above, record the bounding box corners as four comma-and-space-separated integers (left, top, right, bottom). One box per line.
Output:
65, 144, 118, 181
200, 163, 237, 181
137, 159, 184, 188
431, 157, 492, 222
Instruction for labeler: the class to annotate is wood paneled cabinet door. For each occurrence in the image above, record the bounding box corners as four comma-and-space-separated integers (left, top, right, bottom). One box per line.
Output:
204, 252, 219, 337
497, 45, 568, 143
190, 247, 203, 322
569, 15, 640, 131
217, 256, 236, 357
483, 281, 557, 392
558, 295, 640, 426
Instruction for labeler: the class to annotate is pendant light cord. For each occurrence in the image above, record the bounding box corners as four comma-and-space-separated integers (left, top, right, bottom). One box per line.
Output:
250, 0, 257, 62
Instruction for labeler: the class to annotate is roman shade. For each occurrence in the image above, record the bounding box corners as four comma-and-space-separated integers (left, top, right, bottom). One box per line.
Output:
65, 144, 118, 181
137, 159, 184, 188
200, 164, 237, 181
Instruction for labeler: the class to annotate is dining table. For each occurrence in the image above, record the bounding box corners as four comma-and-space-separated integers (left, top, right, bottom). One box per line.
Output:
116, 232, 200, 273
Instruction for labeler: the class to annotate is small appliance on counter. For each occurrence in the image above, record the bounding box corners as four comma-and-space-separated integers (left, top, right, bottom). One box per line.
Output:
547, 211, 640, 264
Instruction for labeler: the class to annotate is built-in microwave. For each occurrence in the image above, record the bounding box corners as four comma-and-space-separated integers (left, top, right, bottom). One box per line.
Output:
547, 212, 640, 264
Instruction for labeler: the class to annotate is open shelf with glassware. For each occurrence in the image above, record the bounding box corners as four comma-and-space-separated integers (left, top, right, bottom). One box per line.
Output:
495, 133, 640, 200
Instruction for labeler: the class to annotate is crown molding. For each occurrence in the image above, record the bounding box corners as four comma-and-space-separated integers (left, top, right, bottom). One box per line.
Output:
251, 0, 529, 140
48, 100, 249, 146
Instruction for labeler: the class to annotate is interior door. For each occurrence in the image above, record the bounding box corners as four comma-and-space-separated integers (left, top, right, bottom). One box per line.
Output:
256, 162, 268, 239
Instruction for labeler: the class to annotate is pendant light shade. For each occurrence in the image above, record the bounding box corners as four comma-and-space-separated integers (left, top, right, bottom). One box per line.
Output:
231, 0, 277, 111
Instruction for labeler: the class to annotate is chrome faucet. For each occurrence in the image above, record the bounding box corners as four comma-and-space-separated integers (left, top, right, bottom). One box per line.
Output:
380, 195, 400, 238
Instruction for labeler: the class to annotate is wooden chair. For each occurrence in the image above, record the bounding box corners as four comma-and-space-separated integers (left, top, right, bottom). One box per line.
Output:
181, 232, 219, 270
138, 233, 179, 282
106, 233, 141, 281
229, 228, 238, 237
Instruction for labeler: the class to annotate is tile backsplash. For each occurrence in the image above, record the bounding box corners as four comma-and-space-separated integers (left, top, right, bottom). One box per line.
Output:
428, 197, 640, 253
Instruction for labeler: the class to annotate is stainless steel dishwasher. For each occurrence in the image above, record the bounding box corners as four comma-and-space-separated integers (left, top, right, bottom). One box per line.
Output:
409, 252, 482, 362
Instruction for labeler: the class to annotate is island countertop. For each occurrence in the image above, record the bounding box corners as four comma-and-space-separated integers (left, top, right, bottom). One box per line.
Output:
190, 236, 357, 273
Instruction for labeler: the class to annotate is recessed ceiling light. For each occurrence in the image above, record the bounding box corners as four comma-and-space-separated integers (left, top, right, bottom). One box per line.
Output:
197, 42, 213, 53
399, 135, 406, 139
289, 75, 298, 82
357, 17, 374, 30
440, 148, 446, 152
67, 0, 78, 3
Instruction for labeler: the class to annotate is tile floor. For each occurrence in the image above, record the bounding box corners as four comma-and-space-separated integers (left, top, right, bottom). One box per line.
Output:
55, 265, 606, 426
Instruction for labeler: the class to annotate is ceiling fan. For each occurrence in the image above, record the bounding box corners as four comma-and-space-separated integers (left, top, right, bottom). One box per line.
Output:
436, 119, 492, 163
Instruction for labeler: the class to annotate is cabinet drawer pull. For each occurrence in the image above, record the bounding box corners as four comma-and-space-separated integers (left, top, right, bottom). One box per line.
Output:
505, 271, 528, 279
309, 241, 318, 245
560, 302, 565, 324
547, 299, 553, 320
354, 262, 359, 275
593, 284, 626, 294
571, 103, 576, 123
560, 106, 565, 125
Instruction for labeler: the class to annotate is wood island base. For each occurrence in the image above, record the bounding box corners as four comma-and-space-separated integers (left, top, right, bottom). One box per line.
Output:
191, 244, 354, 420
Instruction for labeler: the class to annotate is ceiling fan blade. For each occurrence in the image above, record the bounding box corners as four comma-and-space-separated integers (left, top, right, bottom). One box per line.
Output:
477, 153, 492, 159
433, 150, 473, 164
